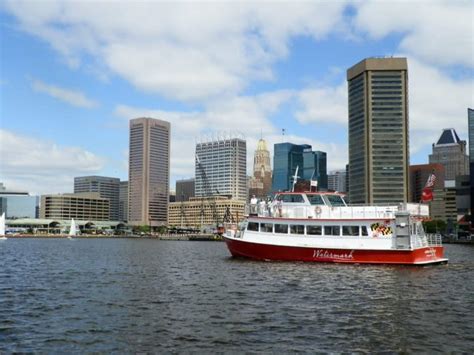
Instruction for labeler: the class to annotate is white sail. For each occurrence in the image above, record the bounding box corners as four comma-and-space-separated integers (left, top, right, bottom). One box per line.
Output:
0, 212, 5, 236
69, 218, 77, 237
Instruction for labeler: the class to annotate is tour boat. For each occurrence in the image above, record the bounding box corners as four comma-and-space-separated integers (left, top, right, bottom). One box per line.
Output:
223, 192, 448, 265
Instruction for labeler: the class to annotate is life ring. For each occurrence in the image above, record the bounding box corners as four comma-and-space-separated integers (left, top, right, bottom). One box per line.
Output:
315, 206, 322, 215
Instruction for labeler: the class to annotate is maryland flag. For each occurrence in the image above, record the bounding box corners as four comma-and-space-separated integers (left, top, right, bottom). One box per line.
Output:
421, 171, 436, 202
421, 188, 433, 202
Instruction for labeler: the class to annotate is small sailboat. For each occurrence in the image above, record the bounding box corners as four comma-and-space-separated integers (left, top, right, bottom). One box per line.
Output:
0, 212, 7, 240
68, 218, 77, 239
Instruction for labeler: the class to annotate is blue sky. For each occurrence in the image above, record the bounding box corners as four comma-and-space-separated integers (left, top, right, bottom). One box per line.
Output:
0, 0, 473, 194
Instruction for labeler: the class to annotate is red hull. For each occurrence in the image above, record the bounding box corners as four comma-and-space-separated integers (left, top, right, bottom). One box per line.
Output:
224, 237, 447, 265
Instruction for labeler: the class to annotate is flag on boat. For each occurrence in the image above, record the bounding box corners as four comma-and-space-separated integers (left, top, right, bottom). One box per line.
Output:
421, 188, 433, 202
421, 171, 436, 202
424, 172, 436, 189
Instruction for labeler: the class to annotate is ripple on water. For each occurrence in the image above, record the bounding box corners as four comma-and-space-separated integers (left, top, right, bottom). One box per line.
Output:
0, 240, 473, 353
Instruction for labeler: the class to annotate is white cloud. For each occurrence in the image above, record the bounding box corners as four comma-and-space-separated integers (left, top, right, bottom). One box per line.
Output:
295, 82, 348, 124
353, 0, 474, 68
4, 1, 348, 101
408, 57, 473, 152
0, 129, 105, 194
31, 79, 99, 108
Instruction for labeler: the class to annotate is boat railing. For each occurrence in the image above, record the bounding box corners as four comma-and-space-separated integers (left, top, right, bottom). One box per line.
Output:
412, 234, 443, 248
246, 203, 399, 220
425, 234, 443, 247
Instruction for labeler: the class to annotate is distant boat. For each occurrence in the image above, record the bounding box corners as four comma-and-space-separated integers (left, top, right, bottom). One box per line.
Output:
68, 218, 78, 239
0, 213, 6, 240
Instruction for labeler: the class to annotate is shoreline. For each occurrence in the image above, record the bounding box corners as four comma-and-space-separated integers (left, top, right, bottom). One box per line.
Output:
3, 234, 224, 241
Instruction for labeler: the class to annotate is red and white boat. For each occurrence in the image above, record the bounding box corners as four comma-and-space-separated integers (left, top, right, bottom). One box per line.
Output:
223, 192, 448, 265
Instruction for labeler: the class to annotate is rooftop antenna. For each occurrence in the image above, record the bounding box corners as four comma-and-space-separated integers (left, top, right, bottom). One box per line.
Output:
282, 128, 286, 143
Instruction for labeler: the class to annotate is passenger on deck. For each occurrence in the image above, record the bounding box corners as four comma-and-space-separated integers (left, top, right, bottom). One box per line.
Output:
250, 195, 258, 215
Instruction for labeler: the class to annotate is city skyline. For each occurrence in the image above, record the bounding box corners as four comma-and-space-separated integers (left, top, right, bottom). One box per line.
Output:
0, 1, 473, 195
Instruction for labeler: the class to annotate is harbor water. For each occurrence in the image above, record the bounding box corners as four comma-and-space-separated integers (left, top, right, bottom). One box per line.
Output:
1, 239, 473, 353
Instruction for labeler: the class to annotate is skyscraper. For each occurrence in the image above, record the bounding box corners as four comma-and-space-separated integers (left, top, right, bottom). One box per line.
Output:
119, 181, 128, 222
468, 108, 474, 217
195, 136, 247, 201
129, 117, 170, 227
347, 57, 409, 204
176, 178, 195, 202
249, 138, 272, 199
74, 176, 120, 221
429, 128, 469, 182
328, 170, 347, 193
272, 143, 327, 192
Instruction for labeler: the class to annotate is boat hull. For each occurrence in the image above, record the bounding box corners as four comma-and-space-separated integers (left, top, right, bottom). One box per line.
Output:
223, 236, 447, 265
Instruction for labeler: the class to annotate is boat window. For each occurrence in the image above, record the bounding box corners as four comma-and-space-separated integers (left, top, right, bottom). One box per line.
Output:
343, 226, 360, 236
361, 226, 368, 236
274, 224, 288, 234
260, 223, 273, 233
325, 195, 346, 207
280, 194, 305, 203
290, 225, 305, 235
324, 225, 340, 236
307, 195, 325, 205
307, 225, 322, 235
247, 222, 259, 231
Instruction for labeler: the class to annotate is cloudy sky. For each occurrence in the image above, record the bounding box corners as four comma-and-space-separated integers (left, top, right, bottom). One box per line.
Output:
0, 0, 473, 195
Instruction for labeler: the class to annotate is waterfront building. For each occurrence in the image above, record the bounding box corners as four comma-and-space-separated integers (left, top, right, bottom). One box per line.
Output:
0, 197, 7, 215
74, 176, 120, 221
129, 117, 170, 227
430, 186, 457, 224
467, 108, 474, 218
408, 164, 445, 203
0, 184, 39, 219
328, 170, 347, 193
168, 196, 245, 229
176, 178, 195, 202
455, 175, 470, 216
119, 181, 128, 222
429, 128, 468, 182
272, 143, 327, 192
195, 136, 247, 201
347, 57, 409, 204
40, 192, 110, 221
249, 138, 272, 199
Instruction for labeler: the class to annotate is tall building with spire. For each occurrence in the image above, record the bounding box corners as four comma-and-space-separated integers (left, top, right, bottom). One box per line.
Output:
249, 138, 272, 198
429, 128, 468, 182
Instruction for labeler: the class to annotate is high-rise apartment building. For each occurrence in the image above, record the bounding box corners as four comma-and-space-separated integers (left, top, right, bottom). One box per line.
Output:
272, 143, 327, 192
429, 128, 468, 181
347, 57, 409, 204
249, 138, 272, 199
468, 108, 474, 217
328, 170, 347, 193
129, 117, 170, 227
74, 176, 120, 221
119, 181, 128, 222
195, 137, 247, 201
176, 178, 195, 202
